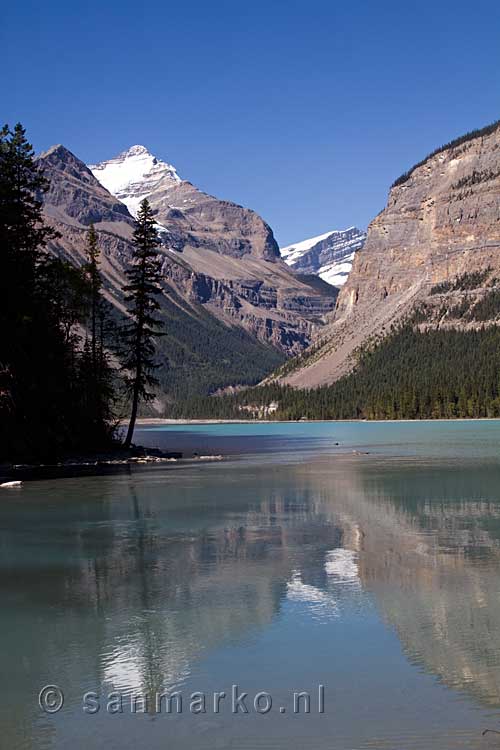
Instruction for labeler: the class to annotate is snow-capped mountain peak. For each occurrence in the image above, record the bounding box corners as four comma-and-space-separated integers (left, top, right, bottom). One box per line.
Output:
281, 226, 366, 288
122, 144, 151, 157
88, 145, 181, 217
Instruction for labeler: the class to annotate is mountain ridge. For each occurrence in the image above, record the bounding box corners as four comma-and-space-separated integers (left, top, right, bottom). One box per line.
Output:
89, 144, 281, 261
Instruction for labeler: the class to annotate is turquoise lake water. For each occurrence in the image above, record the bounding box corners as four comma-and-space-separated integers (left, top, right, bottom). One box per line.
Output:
4, 421, 500, 748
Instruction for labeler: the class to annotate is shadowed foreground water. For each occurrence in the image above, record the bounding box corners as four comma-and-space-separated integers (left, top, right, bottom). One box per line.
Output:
3, 422, 500, 748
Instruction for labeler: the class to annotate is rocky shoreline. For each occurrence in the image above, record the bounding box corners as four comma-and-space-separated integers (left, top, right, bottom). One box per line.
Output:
0, 445, 224, 483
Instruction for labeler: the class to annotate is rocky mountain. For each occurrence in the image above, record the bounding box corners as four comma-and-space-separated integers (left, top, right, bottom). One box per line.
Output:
280, 120, 500, 388
86, 145, 336, 351
281, 227, 366, 287
37, 143, 336, 406
89, 145, 280, 260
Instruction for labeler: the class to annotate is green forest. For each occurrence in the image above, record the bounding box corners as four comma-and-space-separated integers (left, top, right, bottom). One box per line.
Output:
172, 323, 500, 421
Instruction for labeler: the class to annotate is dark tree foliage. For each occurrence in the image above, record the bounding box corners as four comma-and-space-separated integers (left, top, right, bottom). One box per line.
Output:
0, 123, 58, 296
173, 323, 500, 421
0, 123, 116, 460
430, 269, 491, 295
451, 168, 500, 191
122, 198, 164, 447
468, 290, 500, 322
391, 120, 500, 188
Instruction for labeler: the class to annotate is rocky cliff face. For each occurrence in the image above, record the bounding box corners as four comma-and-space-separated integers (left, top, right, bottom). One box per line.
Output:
281, 227, 366, 287
40, 145, 133, 228
282, 121, 500, 387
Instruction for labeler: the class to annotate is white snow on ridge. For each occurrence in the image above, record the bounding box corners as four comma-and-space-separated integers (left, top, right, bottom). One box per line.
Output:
280, 229, 338, 264
89, 145, 181, 217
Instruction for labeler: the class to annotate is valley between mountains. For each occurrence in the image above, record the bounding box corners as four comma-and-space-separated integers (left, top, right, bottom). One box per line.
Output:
38, 143, 338, 407
38, 119, 500, 418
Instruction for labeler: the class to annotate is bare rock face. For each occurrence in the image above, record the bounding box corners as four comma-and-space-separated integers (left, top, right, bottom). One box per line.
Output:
154, 181, 280, 260
160, 255, 334, 355
39, 145, 132, 228
282, 121, 500, 387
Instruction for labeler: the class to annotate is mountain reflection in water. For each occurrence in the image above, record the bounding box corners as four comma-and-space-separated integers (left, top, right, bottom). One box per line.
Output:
3, 443, 500, 749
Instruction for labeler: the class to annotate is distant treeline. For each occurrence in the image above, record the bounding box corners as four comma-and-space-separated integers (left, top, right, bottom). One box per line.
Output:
171, 323, 500, 421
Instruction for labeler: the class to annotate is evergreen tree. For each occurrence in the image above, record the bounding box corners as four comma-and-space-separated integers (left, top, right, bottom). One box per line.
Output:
0, 123, 117, 459
122, 198, 164, 448
0, 123, 58, 303
0, 123, 61, 457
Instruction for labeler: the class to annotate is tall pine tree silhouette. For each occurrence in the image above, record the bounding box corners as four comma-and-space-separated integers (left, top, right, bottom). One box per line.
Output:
0, 123, 117, 459
0, 123, 59, 321
122, 198, 164, 448
0, 123, 62, 457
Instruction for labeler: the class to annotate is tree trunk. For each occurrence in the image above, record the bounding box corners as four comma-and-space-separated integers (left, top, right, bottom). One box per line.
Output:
124, 380, 140, 448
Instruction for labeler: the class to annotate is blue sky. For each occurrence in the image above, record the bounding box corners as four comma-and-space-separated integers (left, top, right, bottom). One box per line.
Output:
3, 0, 499, 246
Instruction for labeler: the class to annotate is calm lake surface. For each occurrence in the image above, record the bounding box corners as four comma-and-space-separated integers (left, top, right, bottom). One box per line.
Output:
4, 421, 500, 749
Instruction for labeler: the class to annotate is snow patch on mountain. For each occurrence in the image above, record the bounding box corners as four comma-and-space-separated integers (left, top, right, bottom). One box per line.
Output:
280, 230, 336, 264
281, 227, 366, 288
318, 256, 356, 287
88, 145, 181, 217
